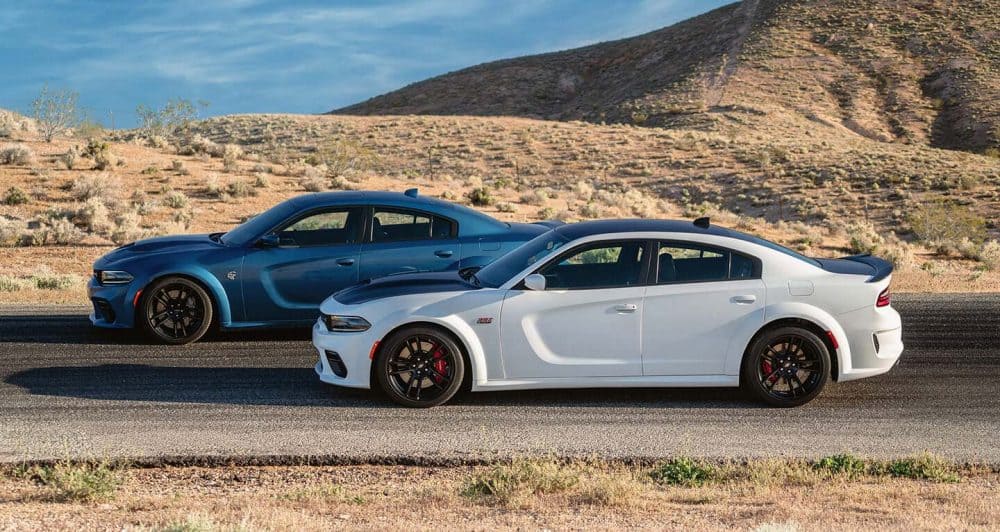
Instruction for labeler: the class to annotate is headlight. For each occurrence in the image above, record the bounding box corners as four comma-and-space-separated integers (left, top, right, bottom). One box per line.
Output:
322, 314, 371, 332
97, 270, 134, 285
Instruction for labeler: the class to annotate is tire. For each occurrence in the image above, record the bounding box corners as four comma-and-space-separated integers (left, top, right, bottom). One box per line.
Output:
140, 276, 214, 345
741, 326, 830, 407
375, 326, 465, 408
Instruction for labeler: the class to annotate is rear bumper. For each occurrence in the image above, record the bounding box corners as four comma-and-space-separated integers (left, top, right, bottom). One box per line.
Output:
838, 305, 903, 382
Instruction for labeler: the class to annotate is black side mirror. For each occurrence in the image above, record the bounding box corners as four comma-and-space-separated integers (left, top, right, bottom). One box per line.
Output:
257, 233, 280, 248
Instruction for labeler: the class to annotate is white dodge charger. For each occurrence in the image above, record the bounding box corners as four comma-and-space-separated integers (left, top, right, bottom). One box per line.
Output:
313, 218, 902, 408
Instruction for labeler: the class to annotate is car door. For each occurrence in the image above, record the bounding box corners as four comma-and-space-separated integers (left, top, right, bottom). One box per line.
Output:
359, 206, 461, 280
499, 240, 648, 379
242, 207, 363, 323
641, 241, 765, 375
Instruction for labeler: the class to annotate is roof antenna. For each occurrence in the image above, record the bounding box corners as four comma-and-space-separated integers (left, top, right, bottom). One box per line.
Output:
693, 217, 710, 229
404, 188, 419, 198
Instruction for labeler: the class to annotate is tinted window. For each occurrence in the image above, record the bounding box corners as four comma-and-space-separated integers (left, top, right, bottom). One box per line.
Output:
276, 208, 361, 247
540, 241, 645, 290
475, 232, 569, 288
730, 253, 756, 279
372, 208, 454, 242
658, 243, 727, 283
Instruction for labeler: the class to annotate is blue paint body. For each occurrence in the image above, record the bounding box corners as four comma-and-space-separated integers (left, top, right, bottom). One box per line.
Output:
88, 191, 547, 330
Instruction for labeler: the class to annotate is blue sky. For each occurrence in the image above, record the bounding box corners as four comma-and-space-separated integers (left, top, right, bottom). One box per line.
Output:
1, 0, 731, 127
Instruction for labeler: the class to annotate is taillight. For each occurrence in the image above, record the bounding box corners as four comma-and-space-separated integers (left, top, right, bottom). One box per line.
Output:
876, 286, 890, 307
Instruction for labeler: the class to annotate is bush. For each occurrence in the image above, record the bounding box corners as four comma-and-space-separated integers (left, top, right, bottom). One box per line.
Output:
70, 173, 120, 203
32, 274, 81, 290
226, 180, 256, 198
46, 217, 85, 244
979, 241, 1000, 271
0, 144, 34, 165
467, 187, 494, 206
60, 146, 79, 169
300, 166, 326, 192
163, 190, 189, 209
74, 197, 113, 234
136, 98, 202, 139
908, 202, 987, 255
846, 222, 884, 254
649, 457, 718, 487
814, 454, 867, 478
0, 219, 23, 246
883, 454, 958, 482
495, 201, 515, 213
204, 175, 224, 198
31, 461, 122, 501
82, 139, 113, 170
0, 275, 27, 292
222, 144, 242, 172
461, 459, 579, 506
3, 186, 29, 206
110, 212, 144, 245
31, 85, 80, 142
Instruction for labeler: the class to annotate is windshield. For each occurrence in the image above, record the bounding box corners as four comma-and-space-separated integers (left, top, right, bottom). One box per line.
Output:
219, 199, 298, 246
476, 231, 570, 288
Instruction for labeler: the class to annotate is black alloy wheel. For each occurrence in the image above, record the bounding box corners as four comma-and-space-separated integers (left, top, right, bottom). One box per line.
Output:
742, 326, 830, 407
375, 326, 465, 408
141, 276, 213, 345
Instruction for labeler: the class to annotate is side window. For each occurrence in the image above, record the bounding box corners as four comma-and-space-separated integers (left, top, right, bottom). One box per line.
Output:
276, 208, 360, 247
730, 253, 756, 280
657, 243, 728, 283
539, 241, 645, 290
372, 208, 455, 242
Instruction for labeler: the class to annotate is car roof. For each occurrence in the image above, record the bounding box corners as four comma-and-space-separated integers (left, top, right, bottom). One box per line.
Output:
288, 190, 509, 232
553, 218, 821, 266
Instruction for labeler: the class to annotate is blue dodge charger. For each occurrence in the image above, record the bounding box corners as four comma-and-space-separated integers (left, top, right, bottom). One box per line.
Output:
89, 189, 550, 344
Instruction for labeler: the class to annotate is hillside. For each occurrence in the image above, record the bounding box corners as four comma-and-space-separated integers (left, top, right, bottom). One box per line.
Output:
333, 0, 1000, 155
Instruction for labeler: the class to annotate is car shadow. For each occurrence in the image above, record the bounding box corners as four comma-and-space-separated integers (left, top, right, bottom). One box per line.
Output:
0, 313, 312, 345
4, 363, 758, 409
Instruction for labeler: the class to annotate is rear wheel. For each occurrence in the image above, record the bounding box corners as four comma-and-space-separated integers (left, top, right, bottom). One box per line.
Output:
375, 326, 465, 408
741, 326, 830, 407
140, 277, 213, 345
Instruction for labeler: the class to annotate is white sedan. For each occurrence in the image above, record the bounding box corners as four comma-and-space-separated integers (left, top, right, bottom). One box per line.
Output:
313, 218, 903, 408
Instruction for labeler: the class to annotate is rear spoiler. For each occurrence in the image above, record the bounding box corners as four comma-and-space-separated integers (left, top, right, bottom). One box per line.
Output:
532, 220, 565, 229
842, 254, 894, 283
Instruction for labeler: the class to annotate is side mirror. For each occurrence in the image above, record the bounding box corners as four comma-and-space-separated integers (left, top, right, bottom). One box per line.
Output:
522, 273, 546, 291
257, 233, 280, 248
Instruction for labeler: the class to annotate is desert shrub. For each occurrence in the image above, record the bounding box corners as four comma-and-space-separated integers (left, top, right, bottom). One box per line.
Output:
495, 201, 515, 213
880, 240, 915, 270
461, 459, 579, 506
69, 174, 120, 203
0, 144, 34, 165
520, 189, 547, 206
573, 470, 646, 507
441, 190, 458, 201
46, 216, 85, 244
31, 85, 80, 142
0, 275, 26, 292
649, 457, 718, 487
60, 146, 79, 169
82, 139, 114, 170
171, 160, 188, 175
908, 202, 987, 255
0, 219, 23, 246
814, 454, 867, 478
309, 138, 377, 176
226, 180, 256, 198
467, 187, 494, 206
163, 190, 189, 209
3, 186, 29, 206
110, 212, 144, 245
136, 98, 201, 139
252, 173, 269, 188
578, 203, 602, 218
179, 134, 221, 157
30, 461, 122, 501
979, 241, 1000, 271
32, 274, 81, 290
221, 144, 242, 172
330, 175, 355, 190
882, 454, 958, 482
0, 114, 13, 138
74, 197, 113, 234
846, 221, 884, 254
573, 180, 595, 201
75, 119, 105, 140
203, 175, 224, 198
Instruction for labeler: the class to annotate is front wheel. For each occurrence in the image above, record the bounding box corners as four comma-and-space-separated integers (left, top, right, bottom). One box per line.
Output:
374, 327, 465, 408
741, 326, 830, 407
140, 277, 213, 345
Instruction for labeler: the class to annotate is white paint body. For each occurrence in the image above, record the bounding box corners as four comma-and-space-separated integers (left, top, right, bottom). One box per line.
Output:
313, 230, 902, 392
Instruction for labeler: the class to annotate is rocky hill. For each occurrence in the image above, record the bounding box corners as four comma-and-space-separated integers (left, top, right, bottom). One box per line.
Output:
333, 0, 1000, 155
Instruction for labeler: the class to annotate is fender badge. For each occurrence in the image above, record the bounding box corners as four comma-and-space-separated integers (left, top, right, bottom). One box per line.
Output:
227, 271, 238, 280
476, 317, 493, 324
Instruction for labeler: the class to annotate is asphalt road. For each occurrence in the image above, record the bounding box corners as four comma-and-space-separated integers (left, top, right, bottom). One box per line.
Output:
1, 294, 998, 463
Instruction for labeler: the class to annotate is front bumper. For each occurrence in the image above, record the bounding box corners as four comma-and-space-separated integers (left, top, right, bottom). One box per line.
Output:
312, 319, 377, 389
87, 276, 137, 329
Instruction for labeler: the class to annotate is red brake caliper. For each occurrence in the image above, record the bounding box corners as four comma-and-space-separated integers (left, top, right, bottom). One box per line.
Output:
431, 345, 448, 383
762, 359, 774, 381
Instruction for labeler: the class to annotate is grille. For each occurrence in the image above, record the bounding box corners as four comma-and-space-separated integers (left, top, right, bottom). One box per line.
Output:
325, 350, 348, 378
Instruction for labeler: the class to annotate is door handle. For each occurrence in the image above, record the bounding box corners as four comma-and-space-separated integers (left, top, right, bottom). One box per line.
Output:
614, 303, 639, 313
732, 295, 757, 304
336, 258, 356, 266
434, 250, 454, 258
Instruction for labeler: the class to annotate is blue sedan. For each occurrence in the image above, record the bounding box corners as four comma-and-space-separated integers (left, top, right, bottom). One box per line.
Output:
89, 189, 550, 344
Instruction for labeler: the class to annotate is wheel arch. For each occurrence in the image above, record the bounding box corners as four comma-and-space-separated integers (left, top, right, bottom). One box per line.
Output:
368, 319, 482, 392
139, 270, 231, 328
739, 303, 851, 382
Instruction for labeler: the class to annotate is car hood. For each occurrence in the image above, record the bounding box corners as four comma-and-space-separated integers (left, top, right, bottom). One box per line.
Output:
94, 234, 222, 268
331, 271, 479, 306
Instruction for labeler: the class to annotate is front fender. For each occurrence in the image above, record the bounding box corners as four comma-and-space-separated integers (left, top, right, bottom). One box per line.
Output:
142, 267, 233, 327
741, 301, 852, 380
370, 311, 489, 387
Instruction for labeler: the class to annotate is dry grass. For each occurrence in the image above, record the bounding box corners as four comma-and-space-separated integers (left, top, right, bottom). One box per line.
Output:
0, 457, 996, 530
